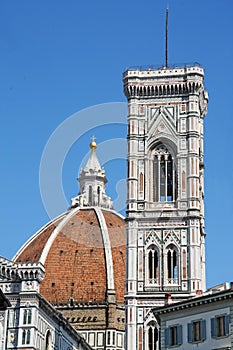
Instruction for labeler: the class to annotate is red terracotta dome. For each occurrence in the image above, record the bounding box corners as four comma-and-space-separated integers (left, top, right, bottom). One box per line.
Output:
13, 140, 127, 349
14, 207, 126, 304
13, 141, 126, 308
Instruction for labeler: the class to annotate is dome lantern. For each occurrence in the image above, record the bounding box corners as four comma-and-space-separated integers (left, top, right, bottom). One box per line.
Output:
71, 137, 113, 209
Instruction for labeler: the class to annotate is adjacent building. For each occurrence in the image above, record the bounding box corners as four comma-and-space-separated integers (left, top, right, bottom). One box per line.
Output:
154, 283, 233, 350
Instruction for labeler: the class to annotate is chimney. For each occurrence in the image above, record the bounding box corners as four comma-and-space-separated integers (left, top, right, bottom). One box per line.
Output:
196, 289, 203, 295
165, 293, 172, 305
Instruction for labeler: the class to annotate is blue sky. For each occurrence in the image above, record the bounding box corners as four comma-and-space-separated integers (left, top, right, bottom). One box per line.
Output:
0, 0, 232, 289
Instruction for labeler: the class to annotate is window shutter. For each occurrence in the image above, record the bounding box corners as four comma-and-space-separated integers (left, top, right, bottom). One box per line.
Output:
225, 314, 231, 336
200, 319, 206, 341
177, 325, 183, 345
187, 323, 192, 343
165, 327, 170, 347
211, 317, 217, 338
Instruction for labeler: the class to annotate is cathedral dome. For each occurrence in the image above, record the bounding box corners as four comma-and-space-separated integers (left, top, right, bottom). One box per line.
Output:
13, 206, 126, 304
13, 139, 126, 306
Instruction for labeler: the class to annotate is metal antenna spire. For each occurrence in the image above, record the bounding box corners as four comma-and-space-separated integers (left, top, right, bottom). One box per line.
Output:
165, 7, 169, 68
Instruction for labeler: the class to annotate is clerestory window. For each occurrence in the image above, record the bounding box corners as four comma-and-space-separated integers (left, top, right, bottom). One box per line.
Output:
154, 145, 176, 202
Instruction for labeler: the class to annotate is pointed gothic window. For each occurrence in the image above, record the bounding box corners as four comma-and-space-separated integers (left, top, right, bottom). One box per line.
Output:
45, 330, 52, 350
166, 245, 178, 284
154, 145, 176, 202
147, 245, 159, 284
147, 322, 158, 350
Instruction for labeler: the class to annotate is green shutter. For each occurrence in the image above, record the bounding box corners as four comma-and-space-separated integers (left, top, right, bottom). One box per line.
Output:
225, 314, 231, 336
177, 325, 183, 345
200, 319, 206, 341
187, 323, 192, 343
165, 327, 170, 347
211, 317, 217, 338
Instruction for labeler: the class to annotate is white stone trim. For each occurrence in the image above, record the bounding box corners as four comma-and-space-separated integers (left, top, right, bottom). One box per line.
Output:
12, 212, 66, 262
39, 207, 82, 265
13, 206, 124, 266
94, 207, 115, 291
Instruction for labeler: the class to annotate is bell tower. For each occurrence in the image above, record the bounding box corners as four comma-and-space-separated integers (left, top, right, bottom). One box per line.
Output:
123, 64, 208, 349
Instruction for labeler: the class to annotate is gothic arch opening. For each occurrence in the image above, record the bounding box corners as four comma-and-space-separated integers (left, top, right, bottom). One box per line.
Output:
146, 321, 159, 350
146, 244, 159, 285
153, 144, 177, 202
166, 244, 179, 284
45, 330, 52, 350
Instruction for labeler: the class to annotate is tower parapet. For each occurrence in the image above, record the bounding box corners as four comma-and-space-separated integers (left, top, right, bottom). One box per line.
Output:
0, 256, 45, 294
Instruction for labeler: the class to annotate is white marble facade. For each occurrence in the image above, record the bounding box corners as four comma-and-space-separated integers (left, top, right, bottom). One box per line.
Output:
0, 257, 91, 350
123, 65, 208, 350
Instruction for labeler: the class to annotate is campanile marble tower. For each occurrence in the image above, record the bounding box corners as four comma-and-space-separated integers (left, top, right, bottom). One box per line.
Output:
123, 64, 208, 349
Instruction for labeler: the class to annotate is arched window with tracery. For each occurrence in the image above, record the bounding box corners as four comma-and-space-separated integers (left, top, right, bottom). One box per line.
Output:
147, 321, 159, 350
153, 145, 176, 202
166, 244, 179, 284
146, 245, 159, 285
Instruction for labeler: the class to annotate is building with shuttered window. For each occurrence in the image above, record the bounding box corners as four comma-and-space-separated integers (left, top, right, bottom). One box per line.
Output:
153, 283, 233, 349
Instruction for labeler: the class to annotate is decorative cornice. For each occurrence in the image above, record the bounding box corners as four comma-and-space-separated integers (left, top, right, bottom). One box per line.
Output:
124, 81, 204, 99
0, 257, 45, 283
123, 65, 204, 96
153, 289, 233, 315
